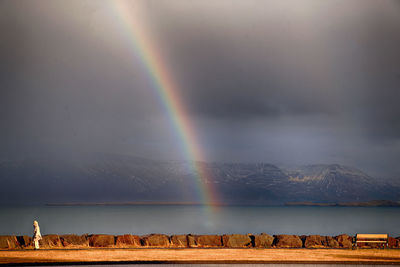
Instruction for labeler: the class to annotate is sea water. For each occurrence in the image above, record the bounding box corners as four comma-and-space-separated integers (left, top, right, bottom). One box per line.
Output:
0, 205, 399, 236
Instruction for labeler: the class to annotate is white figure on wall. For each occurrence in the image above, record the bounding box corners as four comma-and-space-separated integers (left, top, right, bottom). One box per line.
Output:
32, 220, 42, 249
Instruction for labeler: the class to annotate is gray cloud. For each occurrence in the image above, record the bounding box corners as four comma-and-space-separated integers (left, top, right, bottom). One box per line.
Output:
140, 0, 400, 128
1, 0, 400, 178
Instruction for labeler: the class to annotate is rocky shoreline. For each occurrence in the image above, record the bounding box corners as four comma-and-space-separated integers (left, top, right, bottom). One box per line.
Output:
1, 233, 399, 249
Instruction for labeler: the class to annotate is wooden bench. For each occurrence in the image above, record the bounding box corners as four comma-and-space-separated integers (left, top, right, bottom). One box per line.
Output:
353, 234, 388, 249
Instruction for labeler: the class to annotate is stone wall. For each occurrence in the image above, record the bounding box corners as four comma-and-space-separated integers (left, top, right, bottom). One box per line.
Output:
1, 234, 399, 249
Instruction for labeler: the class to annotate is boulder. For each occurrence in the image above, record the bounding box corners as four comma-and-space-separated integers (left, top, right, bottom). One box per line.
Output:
115, 234, 142, 248
222, 234, 252, 248
273, 235, 303, 248
188, 235, 222, 248
88, 234, 115, 247
304, 235, 325, 248
388, 237, 398, 248
187, 235, 196, 247
60, 234, 89, 247
0, 236, 19, 249
141, 234, 170, 247
39, 234, 63, 248
197, 235, 222, 247
16, 236, 32, 248
253, 233, 274, 248
326, 236, 340, 248
335, 234, 353, 248
306, 235, 339, 248
170, 235, 188, 248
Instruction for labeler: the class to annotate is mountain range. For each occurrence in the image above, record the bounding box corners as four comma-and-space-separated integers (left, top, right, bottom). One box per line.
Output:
0, 154, 398, 205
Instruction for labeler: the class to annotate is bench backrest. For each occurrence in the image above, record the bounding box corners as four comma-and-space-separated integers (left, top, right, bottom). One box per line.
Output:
356, 234, 388, 239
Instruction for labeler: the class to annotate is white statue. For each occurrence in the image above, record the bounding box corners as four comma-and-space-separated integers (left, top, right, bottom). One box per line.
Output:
32, 220, 42, 249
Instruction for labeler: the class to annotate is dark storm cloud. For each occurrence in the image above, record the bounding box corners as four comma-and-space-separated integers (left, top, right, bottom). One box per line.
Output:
358, 12, 400, 140
145, 0, 400, 133
0, 0, 400, 177
143, 0, 400, 176
0, 0, 177, 158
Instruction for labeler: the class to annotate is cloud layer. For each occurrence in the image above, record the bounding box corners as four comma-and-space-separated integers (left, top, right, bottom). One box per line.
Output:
1, 0, 400, 177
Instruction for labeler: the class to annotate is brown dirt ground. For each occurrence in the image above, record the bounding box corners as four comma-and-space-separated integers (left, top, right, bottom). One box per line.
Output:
0, 248, 400, 265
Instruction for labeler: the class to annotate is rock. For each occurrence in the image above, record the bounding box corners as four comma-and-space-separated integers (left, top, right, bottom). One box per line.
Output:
16, 236, 32, 248
304, 235, 324, 248
60, 234, 89, 247
393, 237, 400, 248
141, 234, 170, 247
273, 235, 303, 248
0, 236, 19, 249
170, 235, 188, 248
115, 234, 142, 248
88, 234, 115, 247
305, 235, 336, 248
197, 235, 222, 247
388, 237, 398, 248
39, 234, 63, 248
188, 235, 222, 248
222, 234, 252, 248
187, 235, 196, 247
253, 233, 274, 248
396, 237, 400, 248
326, 236, 340, 248
303, 235, 340, 248
335, 234, 353, 248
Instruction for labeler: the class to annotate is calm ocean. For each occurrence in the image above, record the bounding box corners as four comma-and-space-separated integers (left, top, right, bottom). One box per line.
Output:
1, 205, 399, 236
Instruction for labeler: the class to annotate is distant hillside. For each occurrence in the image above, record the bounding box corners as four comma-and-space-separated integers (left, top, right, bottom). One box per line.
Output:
285, 200, 400, 207
284, 164, 398, 203
0, 155, 399, 205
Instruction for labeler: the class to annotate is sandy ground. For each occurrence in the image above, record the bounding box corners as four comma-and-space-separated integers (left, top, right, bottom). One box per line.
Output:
1, 248, 400, 265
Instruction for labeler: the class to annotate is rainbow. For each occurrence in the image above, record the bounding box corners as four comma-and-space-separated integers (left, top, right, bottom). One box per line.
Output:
111, 1, 219, 208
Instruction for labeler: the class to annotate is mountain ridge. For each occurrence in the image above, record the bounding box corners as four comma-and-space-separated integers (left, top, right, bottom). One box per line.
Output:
0, 154, 398, 205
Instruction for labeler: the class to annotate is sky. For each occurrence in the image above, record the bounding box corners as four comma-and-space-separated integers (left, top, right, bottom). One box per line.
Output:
1, 0, 400, 178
